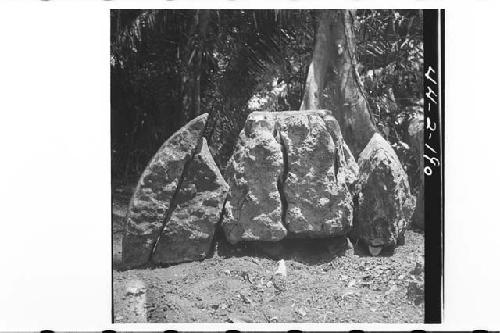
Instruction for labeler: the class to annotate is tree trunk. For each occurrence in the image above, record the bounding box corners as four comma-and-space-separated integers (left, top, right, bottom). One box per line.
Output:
300, 11, 334, 110
300, 9, 377, 158
331, 10, 377, 157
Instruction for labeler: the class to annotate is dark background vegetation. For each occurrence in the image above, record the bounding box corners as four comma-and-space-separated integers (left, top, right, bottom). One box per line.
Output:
111, 9, 423, 189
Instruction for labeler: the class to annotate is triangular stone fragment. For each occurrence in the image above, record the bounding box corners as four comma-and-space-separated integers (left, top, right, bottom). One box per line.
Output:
152, 138, 229, 264
122, 114, 208, 266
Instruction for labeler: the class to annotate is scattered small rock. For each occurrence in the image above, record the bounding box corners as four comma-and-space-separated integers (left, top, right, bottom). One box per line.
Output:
240, 294, 253, 304
295, 308, 307, 317
228, 314, 251, 323
274, 259, 287, 278
126, 287, 145, 296
345, 238, 355, 256
385, 285, 398, 295
271, 259, 288, 292
410, 262, 424, 276
407, 278, 424, 305
341, 290, 355, 299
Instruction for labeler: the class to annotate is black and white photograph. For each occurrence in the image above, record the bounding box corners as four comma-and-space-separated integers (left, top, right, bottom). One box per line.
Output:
111, 9, 441, 323
6, 1, 500, 331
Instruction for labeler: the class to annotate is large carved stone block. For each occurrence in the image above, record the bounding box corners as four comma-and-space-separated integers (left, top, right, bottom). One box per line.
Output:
222, 110, 358, 243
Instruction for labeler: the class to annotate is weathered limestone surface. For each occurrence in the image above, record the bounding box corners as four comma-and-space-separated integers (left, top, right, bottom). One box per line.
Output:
222, 113, 287, 244
122, 114, 208, 266
318, 110, 359, 191
408, 115, 424, 229
152, 138, 229, 264
276, 111, 357, 237
222, 110, 358, 243
355, 133, 416, 249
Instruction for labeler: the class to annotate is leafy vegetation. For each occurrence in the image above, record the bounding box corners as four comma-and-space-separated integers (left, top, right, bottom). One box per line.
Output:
111, 9, 422, 187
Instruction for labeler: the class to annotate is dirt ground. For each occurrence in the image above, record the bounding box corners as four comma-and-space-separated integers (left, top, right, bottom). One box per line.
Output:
112, 184, 424, 323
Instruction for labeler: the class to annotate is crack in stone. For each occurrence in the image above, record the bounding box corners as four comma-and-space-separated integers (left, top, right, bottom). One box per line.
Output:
274, 125, 289, 229
334, 146, 340, 183
148, 125, 207, 264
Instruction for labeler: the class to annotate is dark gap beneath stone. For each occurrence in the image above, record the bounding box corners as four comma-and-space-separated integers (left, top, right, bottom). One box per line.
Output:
241, 236, 350, 264
206, 197, 228, 258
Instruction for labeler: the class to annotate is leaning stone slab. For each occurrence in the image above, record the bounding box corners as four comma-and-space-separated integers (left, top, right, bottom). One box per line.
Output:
355, 133, 416, 253
222, 112, 287, 244
152, 138, 229, 264
122, 113, 208, 266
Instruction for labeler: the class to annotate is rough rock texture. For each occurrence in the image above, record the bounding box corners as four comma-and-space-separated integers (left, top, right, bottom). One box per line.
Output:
355, 133, 416, 248
152, 138, 229, 264
317, 110, 359, 191
122, 114, 208, 266
408, 115, 424, 229
222, 113, 287, 244
276, 111, 358, 237
222, 110, 358, 243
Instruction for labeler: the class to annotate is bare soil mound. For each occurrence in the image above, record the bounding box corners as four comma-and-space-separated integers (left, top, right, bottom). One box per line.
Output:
112, 184, 424, 323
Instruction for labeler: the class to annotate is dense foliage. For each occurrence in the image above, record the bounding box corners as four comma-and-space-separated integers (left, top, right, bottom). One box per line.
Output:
111, 9, 422, 188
